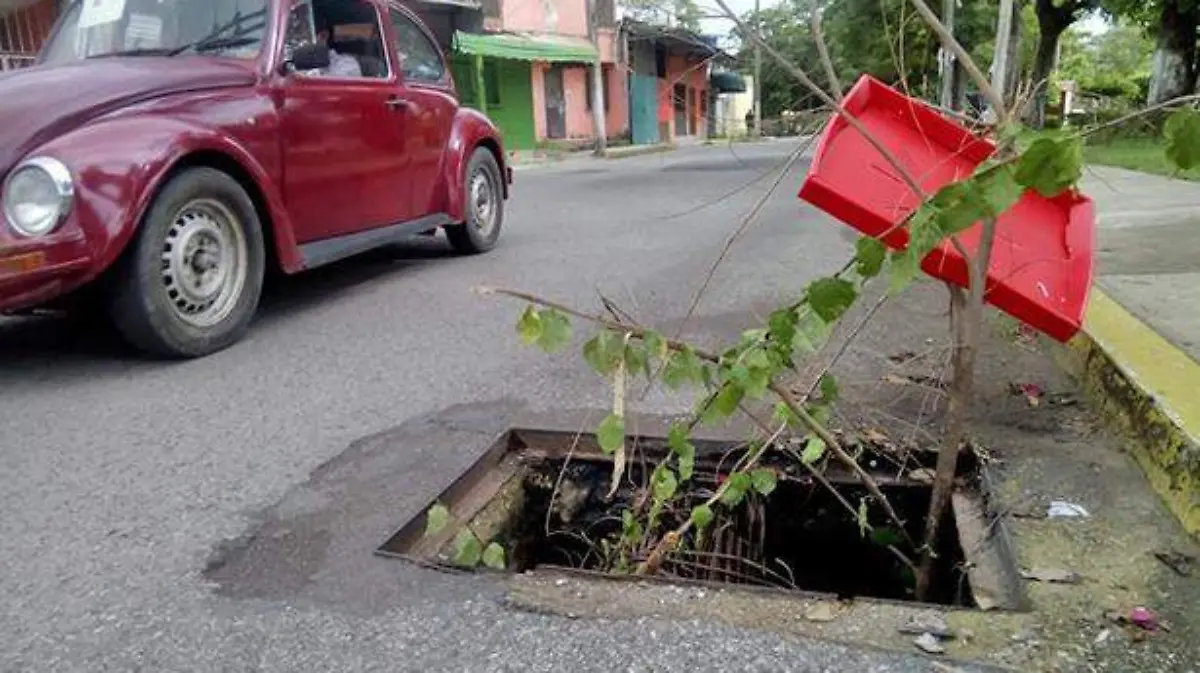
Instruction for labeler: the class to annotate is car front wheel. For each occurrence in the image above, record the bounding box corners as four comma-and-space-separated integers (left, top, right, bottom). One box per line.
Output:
109, 167, 265, 358
446, 147, 503, 254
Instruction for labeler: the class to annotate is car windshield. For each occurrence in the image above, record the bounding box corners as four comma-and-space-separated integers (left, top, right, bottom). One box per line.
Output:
40, 0, 270, 64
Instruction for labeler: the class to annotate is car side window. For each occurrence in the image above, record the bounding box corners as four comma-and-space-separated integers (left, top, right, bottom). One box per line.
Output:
287, 0, 391, 79
283, 0, 316, 63
390, 10, 445, 84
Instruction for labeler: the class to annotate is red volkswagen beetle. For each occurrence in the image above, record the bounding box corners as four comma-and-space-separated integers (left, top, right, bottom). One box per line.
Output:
0, 0, 510, 357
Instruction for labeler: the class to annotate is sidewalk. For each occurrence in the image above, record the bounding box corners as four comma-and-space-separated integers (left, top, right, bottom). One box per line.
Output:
1070, 166, 1200, 535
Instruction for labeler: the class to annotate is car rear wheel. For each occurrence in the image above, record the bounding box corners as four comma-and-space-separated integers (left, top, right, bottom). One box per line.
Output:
446, 147, 503, 254
109, 167, 265, 358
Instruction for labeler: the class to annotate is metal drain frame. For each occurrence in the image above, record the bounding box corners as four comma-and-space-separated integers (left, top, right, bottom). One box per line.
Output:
375, 427, 1030, 611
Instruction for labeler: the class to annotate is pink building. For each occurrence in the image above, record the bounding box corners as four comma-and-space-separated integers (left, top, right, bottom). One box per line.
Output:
452, 0, 626, 148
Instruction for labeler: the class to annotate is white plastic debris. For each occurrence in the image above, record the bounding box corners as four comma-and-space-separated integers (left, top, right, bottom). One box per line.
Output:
914, 632, 946, 655
1047, 501, 1090, 518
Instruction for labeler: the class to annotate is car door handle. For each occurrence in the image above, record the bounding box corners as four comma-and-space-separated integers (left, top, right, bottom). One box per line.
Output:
385, 96, 411, 112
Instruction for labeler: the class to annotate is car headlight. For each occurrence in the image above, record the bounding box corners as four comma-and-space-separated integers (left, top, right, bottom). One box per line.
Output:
3, 157, 74, 237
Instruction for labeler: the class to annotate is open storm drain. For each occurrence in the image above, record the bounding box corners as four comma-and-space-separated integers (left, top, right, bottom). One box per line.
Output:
377, 428, 1027, 610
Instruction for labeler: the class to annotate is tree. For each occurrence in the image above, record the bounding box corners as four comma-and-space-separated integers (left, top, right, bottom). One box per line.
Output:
1149, 0, 1199, 103
1101, 0, 1197, 105
1058, 22, 1153, 101
1023, 0, 1101, 126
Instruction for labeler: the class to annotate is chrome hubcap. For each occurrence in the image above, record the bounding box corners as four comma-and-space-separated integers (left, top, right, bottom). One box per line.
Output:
160, 199, 247, 328
470, 169, 496, 235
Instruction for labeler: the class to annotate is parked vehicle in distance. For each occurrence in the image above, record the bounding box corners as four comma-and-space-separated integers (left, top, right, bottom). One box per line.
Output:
0, 0, 510, 358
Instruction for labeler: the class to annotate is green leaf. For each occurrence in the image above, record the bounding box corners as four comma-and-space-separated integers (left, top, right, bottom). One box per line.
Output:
720, 472, 752, 506
516, 306, 542, 345
855, 236, 887, 278
809, 404, 832, 426
869, 526, 902, 547
662, 347, 706, 389
668, 424, 696, 481
1165, 108, 1200, 171
690, 504, 715, 529
768, 307, 799, 349
792, 311, 830, 354
620, 509, 644, 543
535, 309, 572, 352
750, 468, 778, 496
773, 401, 803, 428
888, 249, 920, 295
596, 413, 625, 455
800, 436, 827, 465
905, 205, 943, 258
453, 528, 483, 567
652, 467, 678, 502
807, 278, 859, 323
482, 542, 506, 569
583, 330, 623, 375
624, 341, 649, 377
818, 374, 839, 403
974, 163, 1025, 217
1015, 137, 1083, 197
929, 181, 988, 237
703, 384, 744, 424
857, 499, 870, 539
425, 503, 450, 536
642, 330, 668, 361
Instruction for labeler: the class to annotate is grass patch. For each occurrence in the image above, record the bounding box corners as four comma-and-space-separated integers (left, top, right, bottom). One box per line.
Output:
1083, 136, 1200, 181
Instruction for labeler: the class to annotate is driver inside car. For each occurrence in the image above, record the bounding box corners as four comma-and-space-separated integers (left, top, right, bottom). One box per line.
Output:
314, 21, 362, 77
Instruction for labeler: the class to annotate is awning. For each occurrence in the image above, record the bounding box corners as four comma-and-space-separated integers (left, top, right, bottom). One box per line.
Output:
711, 71, 747, 93
453, 31, 598, 63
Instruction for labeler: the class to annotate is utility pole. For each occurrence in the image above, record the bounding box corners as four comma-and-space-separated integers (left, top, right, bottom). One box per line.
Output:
588, 0, 608, 156
939, 0, 955, 109
753, 0, 761, 137
991, 0, 1015, 106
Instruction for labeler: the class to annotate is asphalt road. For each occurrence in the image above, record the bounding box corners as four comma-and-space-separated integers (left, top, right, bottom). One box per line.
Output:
0, 142, 988, 672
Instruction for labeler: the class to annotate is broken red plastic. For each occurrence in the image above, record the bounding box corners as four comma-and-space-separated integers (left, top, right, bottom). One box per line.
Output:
799, 75, 1095, 342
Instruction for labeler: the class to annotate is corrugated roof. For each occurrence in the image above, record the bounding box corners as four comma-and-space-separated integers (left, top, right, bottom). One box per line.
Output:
453, 31, 598, 63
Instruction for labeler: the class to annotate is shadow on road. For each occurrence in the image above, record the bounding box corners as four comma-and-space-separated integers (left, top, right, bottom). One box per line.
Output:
0, 238, 457, 371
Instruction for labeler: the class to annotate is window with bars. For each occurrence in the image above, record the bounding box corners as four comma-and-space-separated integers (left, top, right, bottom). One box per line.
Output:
0, 0, 58, 58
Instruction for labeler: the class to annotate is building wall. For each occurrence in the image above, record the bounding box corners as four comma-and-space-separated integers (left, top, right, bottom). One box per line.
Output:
489, 59, 537, 149
563, 64, 591, 138
531, 62, 546, 140
499, 0, 587, 37
715, 75, 754, 137
657, 53, 710, 139
605, 63, 627, 138
482, 0, 626, 145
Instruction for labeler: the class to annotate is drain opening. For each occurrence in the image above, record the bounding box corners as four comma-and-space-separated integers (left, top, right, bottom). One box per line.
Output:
378, 428, 1026, 610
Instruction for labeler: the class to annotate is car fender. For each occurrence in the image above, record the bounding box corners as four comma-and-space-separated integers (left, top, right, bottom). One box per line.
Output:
439, 107, 508, 223
32, 115, 303, 279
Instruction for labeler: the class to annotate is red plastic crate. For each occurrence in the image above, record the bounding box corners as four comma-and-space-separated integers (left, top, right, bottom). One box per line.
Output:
798, 75, 1095, 343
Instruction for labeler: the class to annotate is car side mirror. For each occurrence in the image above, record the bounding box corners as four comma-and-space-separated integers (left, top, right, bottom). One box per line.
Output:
288, 43, 330, 72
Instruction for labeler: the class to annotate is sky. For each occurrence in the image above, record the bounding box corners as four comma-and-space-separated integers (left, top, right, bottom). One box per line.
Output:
691, 1, 1112, 48
696, 0, 776, 40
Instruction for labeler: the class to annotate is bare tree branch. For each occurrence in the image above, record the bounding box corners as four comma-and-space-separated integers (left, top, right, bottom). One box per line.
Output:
810, 3, 842, 102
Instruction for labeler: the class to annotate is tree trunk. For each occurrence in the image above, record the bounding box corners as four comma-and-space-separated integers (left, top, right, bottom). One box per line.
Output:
1023, 0, 1077, 128
1003, 1, 1023, 105
1023, 27, 1062, 128
1149, 0, 1199, 104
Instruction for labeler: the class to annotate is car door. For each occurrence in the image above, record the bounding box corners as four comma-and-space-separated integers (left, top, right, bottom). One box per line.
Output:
386, 4, 456, 221
277, 0, 409, 244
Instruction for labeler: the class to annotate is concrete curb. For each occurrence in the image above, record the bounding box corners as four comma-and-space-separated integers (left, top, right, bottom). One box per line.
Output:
602, 143, 675, 160
1056, 288, 1200, 536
